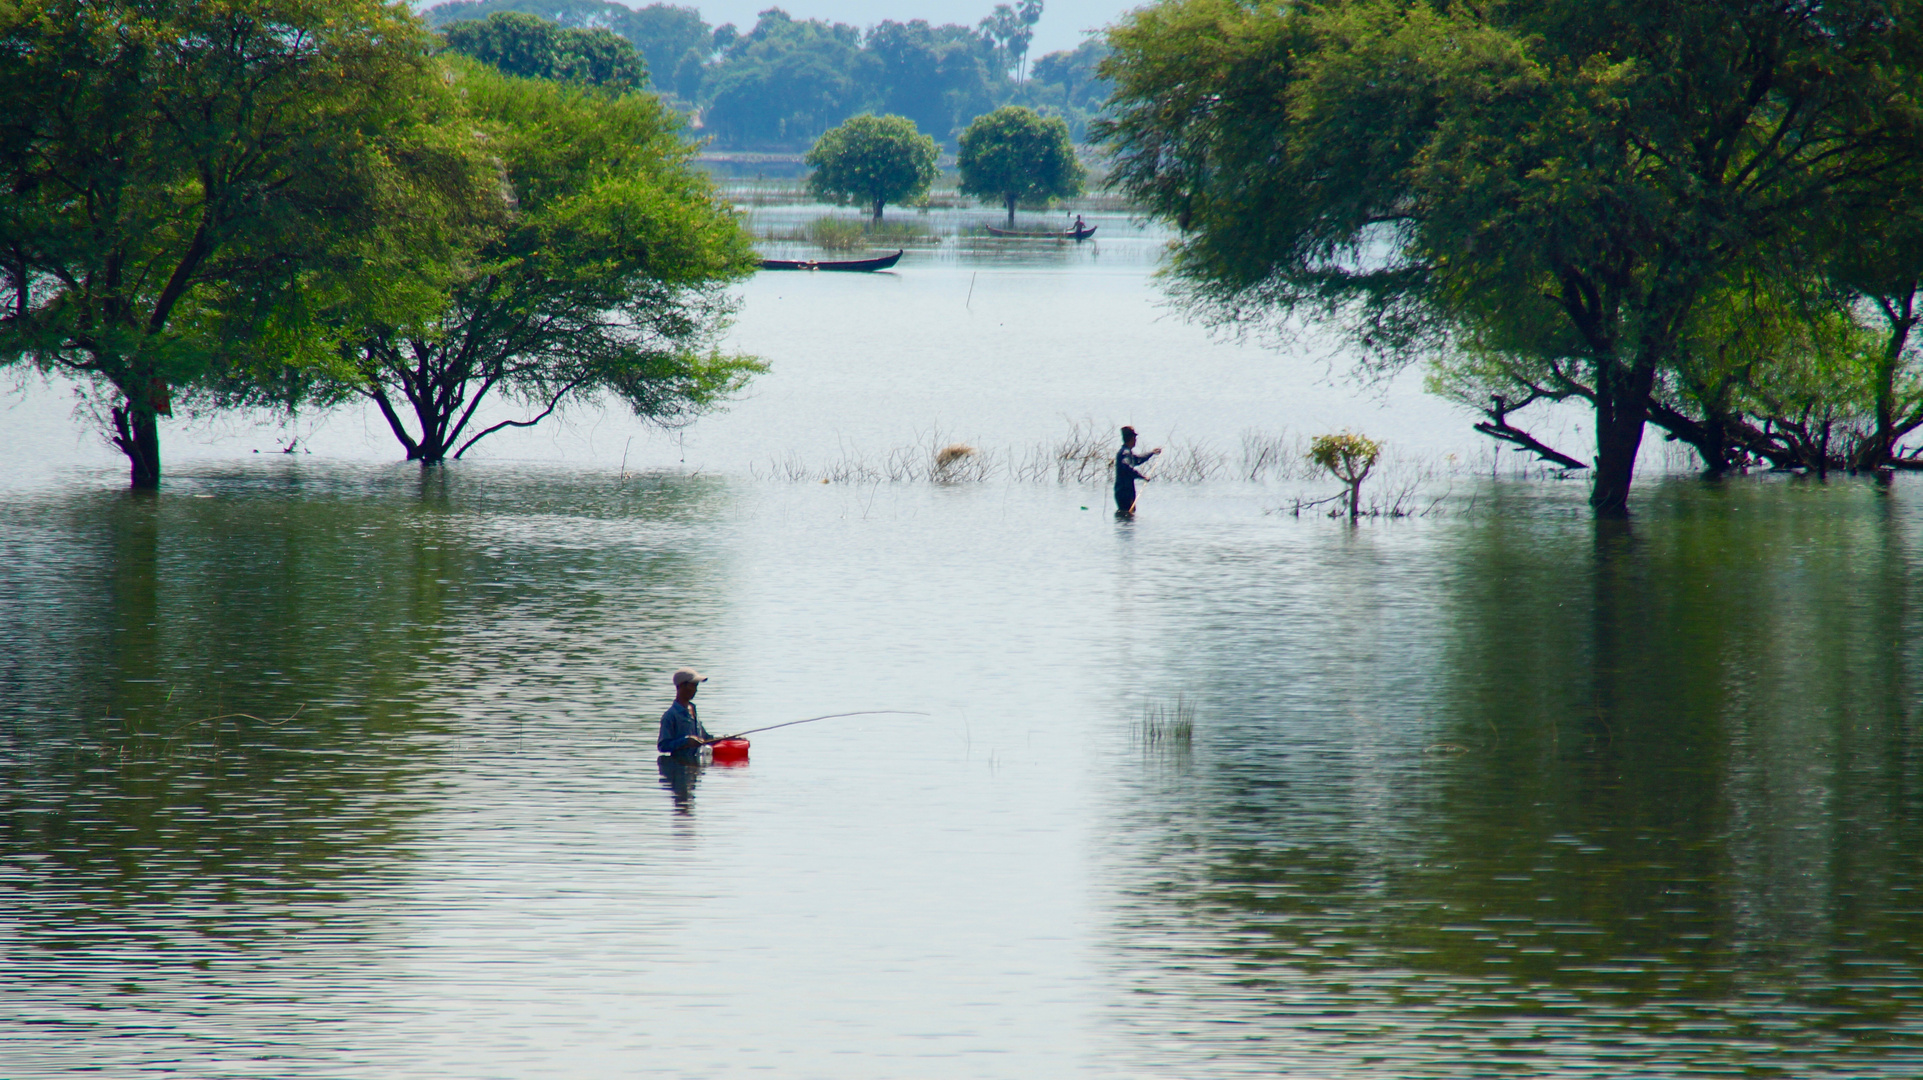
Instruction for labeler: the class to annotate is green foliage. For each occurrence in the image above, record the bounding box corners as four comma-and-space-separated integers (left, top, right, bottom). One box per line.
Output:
440, 10, 647, 90
1098, 0, 1923, 513
1018, 36, 1108, 140
0, 0, 488, 487
472, 2, 1098, 151
1308, 432, 1380, 486
857, 18, 1004, 143
426, 0, 706, 95
1309, 431, 1381, 521
700, 10, 865, 146
758, 216, 935, 251
958, 105, 1084, 223
806, 114, 939, 219
345, 63, 764, 463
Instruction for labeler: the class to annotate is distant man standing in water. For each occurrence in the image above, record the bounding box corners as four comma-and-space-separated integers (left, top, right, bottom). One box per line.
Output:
1114, 426, 1162, 516
658, 668, 712, 758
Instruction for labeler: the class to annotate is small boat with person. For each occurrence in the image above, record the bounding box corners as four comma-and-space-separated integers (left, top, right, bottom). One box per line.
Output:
984, 223, 1097, 240
759, 249, 904, 272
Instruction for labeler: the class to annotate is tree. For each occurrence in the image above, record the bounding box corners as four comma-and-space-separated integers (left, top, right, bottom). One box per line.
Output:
1309, 431, 1380, 522
699, 10, 863, 147
344, 64, 764, 464
858, 20, 1001, 141
978, 0, 1041, 83
958, 105, 1084, 225
1098, 0, 1923, 515
440, 10, 646, 90
1826, 188, 1923, 471
806, 115, 939, 220
0, 0, 485, 489
424, 0, 709, 90
1024, 37, 1109, 140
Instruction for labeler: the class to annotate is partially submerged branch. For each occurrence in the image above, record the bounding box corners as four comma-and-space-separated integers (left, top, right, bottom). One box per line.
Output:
1473, 395, 1588, 470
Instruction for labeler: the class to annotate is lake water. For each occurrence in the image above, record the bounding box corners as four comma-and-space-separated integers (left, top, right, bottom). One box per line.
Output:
4, 209, 1922, 1077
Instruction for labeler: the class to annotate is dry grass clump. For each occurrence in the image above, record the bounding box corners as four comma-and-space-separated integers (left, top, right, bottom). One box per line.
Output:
933, 442, 984, 482
935, 442, 976, 468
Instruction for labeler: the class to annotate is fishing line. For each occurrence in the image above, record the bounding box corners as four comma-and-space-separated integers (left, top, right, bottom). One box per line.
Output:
718, 710, 929, 741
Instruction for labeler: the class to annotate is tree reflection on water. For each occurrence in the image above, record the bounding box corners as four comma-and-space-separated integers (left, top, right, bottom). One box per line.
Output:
0, 464, 729, 1071
1099, 478, 1923, 1076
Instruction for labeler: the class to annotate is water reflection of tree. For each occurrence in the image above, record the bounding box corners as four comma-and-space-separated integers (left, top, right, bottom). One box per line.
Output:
0, 465, 729, 1067
0, 489, 452, 972
1100, 481, 1923, 1074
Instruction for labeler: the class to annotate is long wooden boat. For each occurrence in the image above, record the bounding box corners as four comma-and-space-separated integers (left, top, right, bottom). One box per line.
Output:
759, 249, 903, 272
984, 224, 1097, 240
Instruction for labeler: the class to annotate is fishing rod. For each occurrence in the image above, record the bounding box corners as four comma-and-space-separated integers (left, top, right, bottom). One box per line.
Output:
717, 710, 929, 741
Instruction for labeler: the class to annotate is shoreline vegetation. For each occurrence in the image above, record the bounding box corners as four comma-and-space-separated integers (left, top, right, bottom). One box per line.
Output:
1099, 0, 1923, 516
757, 217, 940, 251
722, 178, 1134, 214
742, 419, 1735, 517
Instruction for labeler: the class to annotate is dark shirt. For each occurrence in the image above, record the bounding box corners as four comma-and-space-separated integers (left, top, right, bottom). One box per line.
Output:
1115, 447, 1154, 488
658, 699, 711, 754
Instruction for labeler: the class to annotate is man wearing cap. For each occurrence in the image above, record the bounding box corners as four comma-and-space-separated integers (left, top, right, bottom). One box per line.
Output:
658, 668, 713, 757
1114, 426, 1162, 516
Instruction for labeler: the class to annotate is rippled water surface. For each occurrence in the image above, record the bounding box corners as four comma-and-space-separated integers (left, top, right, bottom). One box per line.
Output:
6, 218, 1923, 1076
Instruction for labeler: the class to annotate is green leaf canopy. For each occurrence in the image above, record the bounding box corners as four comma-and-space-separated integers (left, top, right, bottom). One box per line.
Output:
958, 105, 1084, 225
440, 9, 648, 90
806, 114, 940, 220
347, 62, 764, 464
1098, 0, 1923, 514
0, 0, 487, 488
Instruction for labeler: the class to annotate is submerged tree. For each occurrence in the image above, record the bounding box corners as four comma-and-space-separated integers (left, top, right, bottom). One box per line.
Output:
1308, 431, 1380, 522
1826, 187, 1923, 471
806, 114, 940, 220
1099, 0, 1923, 514
345, 64, 764, 464
0, 0, 483, 488
958, 105, 1083, 226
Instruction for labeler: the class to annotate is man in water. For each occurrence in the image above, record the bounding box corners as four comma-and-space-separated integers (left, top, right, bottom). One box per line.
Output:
658, 668, 713, 757
1114, 425, 1162, 516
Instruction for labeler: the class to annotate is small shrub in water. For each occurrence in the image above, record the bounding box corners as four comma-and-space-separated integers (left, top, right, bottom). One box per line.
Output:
1309, 431, 1382, 521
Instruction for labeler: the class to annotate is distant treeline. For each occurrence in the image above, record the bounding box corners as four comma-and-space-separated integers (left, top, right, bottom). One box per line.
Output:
423, 0, 1108, 147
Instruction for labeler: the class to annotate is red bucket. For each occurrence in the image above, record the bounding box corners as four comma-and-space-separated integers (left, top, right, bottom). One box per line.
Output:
708, 738, 750, 764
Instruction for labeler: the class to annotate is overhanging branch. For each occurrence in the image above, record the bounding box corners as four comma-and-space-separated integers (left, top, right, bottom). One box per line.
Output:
1473, 394, 1588, 469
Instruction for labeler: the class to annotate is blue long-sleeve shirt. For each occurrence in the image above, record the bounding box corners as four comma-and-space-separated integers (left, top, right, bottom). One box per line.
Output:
658, 700, 711, 755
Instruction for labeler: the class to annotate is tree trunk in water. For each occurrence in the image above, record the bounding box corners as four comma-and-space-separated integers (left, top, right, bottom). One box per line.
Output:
1589, 365, 1653, 518
872, 199, 884, 221
111, 402, 162, 489
414, 392, 449, 465
1694, 414, 1733, 476
1860, 304, 1915, 470
1006, 195, 1016, 227
415, 425, 449, 465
